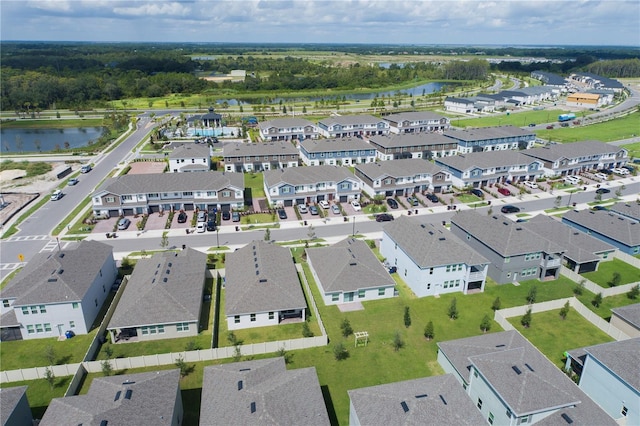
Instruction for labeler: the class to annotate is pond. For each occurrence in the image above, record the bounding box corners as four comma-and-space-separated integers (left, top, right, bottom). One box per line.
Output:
1, 127, 105, 153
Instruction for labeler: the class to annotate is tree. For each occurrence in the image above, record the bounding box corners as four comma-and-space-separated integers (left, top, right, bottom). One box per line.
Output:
44, 366, 56, 389
340, 318, 353, 338
302, 322, 314, 337
334, 342, 349, 360
592, 292, 603, 307
521, 308, 532, 328
101, 359, 113, 376
526, 285, 538, 304
404, 306, 412, 328
491, 297, 501, 311
559, 301, 570, 319
555, 195, 562, 208
423, 321, 434, 340
573, 280, 585, 296
104, 345, 114, 359
448, 298, 459, 320
627, 284, 640, 300
608, 272, 621, 287
276, 347, 293, 364
392, 330, 404, 351
174, 354, 193, 377
44, 345, 56, 365
264, 228, 271, 241
160, 231, 169, 249
480, 315, 492, 333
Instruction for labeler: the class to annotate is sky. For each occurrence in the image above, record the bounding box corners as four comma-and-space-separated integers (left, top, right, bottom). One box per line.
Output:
1, 0, 639, 46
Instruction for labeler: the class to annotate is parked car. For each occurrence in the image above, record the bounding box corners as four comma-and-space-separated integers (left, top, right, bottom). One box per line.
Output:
386, 198, 399, 209
50, 190, 63, 201
222, 210, 231, 221
197, 211, 207, 222
592, 205, 608, 211
501, 205, 521, 214
117, 218, 131, 230
528, 123, 536, 127
309, 205, 319, 215
497, 187, 511, 196
523, 181, 538, 189
277, 209, 288, 220
564, 176, 581, 185
612, 167, 629, 175
375, 213, 394, 222
621, 165, 635, 172
546, 125, 554, 129
196, 222, 206, 233
331, 205, 341, 215
297, 205, 308, 214
595, 188, 610, 194
318, 200, 330, 209
67, 178, 79, 186
470, 188, 484, 197
231, 212, 241, 222
177, 212, 188, 223
80, 164, 92, 173
594, 172, 608, 180
350, 200, 361, 211
206, 219, 216, 231
425, 193, 439, 203
406, 196, 419, 206
598, 168, 613, 175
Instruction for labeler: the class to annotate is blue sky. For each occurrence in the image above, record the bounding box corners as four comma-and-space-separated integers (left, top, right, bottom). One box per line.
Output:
1, 0, 639, 46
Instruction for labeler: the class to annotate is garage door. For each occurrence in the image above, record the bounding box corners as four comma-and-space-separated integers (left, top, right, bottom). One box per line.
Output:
108, 209, 120, 218
284, 199, 293, 207
149, 205, 160, 213
295, 198, 305, 205
183, 203, 194, 211
122, 208, 134, 216
220, 204, 231, 212
339, 195, 348, 203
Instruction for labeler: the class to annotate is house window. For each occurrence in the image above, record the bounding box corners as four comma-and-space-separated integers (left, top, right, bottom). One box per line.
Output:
378, 288, 385, 296
30, 306, 38, 314
250, 314, 256, 322
44, 323, 52, 332
404, 269, 407, 276
332, 294, 340, 302
39, 305, 46, 313
36, 324, 43, 333
22, 307, 29, 315
269, 312, 275, 320
621, 406, 628, 417
477, 398, 483, 410
505, 257, 510, 263
121, 195, 132, 201
183, 192, 193, 196
488, 413, 494, 425
2, 300, 8, 308
234, 316, 240, 324
69, 321, 75, 328
27, 325, 34, 334
106, 196, 115, 203
176, 323, 190, 332
72, 302, 79, 309
358, 289, 366, 298
222, 191, 231, 198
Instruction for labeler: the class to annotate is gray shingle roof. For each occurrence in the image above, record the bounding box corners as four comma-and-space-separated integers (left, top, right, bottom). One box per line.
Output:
523, 140, 625, 163
384, 111, 448, 123
451, 210, 564, 257
581, 338, 640, 391
223, 141, 298, 157
562, 209, 640, 246
263, 165, 357, 188
382, 217, 488, 268
108, 249, 207, 329
1, 240, 114, 305
368, 132, 456, 149
169, 143, 210, 159
1, 386, 29, 425
347, 374, 486, 426
318, 114, 386, 126
40, 369, 181, 426
536, 396, 617, 426
94, 171, 244, 195
200, 357, 330, 426
443, 125, 533, 142
355, 158, 444, 181
609, 201, 640, 221
611, 303, 640, 329
258, 118, 315, 130
436, 150, 539, 172
305, 238, 395, 293
299, 137, 372, 153
225, 241, 306, 316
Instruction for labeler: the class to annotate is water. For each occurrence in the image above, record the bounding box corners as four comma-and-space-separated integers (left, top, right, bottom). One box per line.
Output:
1, 127, 104, 153
187, 127, 239, 137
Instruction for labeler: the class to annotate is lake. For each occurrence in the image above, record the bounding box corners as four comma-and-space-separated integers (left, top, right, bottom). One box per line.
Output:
1, 127, 104, 153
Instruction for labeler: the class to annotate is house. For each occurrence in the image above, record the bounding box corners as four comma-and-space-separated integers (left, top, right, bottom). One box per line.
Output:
223, 141, 299, 172
258, 118, 319, 142
610, 303, 640, 338
450, 211, 565, 284
317, 114, 389, 138
380, 217, 489, 297
40, 370, 183, 426
263, 165, 362, 207
348, 374, 486, 426
435, 150, 544, 188
570, 73, 625, 93
0, 386, 32, 426
438, 330, 616, 426
200, 357, 329, 426
91, 171, 245, 217
355, 159, 451, 198
530, 71, 569, 89
367, 133, 458, 161
608, 201, 640, 222
522, 140, 627, 176
521, 215, 616, 274
107, 249, 207, 343
168, 143, 211, 173
0, 241, 116, 341
298, 137, 376, 166
224, 241, 307, 330
383, 111, 450, 134
443, 126, 536, 154
566, 93, 602, 109
561, 209, 640, 255
306, 238, 396, 305
444, 97, 475, 114
565, 339, 639, 425
187, 107, 222, 129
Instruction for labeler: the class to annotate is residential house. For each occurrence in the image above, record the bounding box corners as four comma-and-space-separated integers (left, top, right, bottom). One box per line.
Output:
258, 118, 319, 142
450, 211, 565, 284
523, 140, 627, 177
263, 165, 362, 206
298, 137, 376, 166
168, 143, 211, 173
609, 304, 640, 338
91, 171, 245, 217
187, 107, 222, 129
380, 217, 489, 297
107, 249, 207, 343
570, 73, 625, 93
522, 215, 616, 274
40, 370, 183, 426
355, 159, 451, 197
438, 330, 616, 426
443, 126, 536, 154
348, 374, 486, 426
0, 386, 32, 426
435, 150, 544, 188
0, 241, 116, 341
608, 201, 640, 222
444, 97, 476, 114
367, 133, 458, 161
200, 357, 330, 426
224, 241, 307, 330
383, 111, 450, 134
561, 209, 640, 255
317, 114, 389, 138
530, 71, 569, 90
306, 238, 396, 305
223, 141, 299, 172
565, 339, 639, 425
566, 93, 602, 109
587, 89, 615, 105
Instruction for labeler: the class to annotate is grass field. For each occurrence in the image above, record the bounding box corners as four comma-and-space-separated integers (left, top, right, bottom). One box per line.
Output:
244, 172, 265, 198
581, 258, 640, 288
535, 110, 640, 143
0, 332, 97, 370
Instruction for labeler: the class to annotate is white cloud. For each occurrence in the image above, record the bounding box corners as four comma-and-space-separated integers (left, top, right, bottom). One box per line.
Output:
113, 2, 191, 17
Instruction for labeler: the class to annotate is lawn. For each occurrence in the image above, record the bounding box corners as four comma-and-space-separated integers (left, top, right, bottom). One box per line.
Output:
581, 258, 640, 288
453, 109, 567, 128
0, 376, 72, 419
509, 308, 613, 368
535, 110, 640, 143
575, 290, 640, 321
455, 193, 482, 203
624, 141, 640, 159
244, 172, 265, 198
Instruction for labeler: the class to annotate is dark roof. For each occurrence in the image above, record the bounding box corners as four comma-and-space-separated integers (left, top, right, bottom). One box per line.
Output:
523, 140, 625, 163
611, 303, 640, 329
562, 209, 640, 246
443, 125, 533, 142
355, 158, 444, 181
608, 201, 640, 222
299, 137, 372, 153
436, 150, 540, 172
368, 132, 456, 149
223, 141, 298, 157
531, 70, 568, 86
169, 143, 210, 159
0, 386, 29, 425
258, 118, 316, 130
263, 165, 357, 189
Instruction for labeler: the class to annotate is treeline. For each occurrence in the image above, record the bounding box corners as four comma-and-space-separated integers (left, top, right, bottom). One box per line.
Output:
584, 59, 640, 78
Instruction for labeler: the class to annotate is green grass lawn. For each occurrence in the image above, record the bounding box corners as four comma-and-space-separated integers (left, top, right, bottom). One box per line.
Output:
576, 290, 640, 321
509, 308, 614, 368
244, 172, 265, 198
240, 212, 276, 224
453, 109, 567, 128
581, 258, 640, 287
455, 193, 481, 203
0, 376, 72, 419
0, 332, 97, 370
624, 141, 640, 159
535, 110, 640, 143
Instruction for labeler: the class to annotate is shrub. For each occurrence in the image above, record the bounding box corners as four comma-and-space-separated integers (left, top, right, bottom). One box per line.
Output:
491, 297, 501, 311
340, 318, 353, 338
392, 330, 404, 351
480, 315, 492, 333
559, 301, 570, 319
448, 298, 459, 320
334, 342, 349, 360
521, 308, 532, 328
302, 322, 314, 338
404, 306, 411, 328
627, 284, 640, 300
526, 286, 538, 304
592, 292, 603, 307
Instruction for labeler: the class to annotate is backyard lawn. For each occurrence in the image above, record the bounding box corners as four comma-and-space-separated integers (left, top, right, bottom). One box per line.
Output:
581, 258, 640, 287
0, 376, 72, 419
244, 172, 265, 198
0, 332, 97, 370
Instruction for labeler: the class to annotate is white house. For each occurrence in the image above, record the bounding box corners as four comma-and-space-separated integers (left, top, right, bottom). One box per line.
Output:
354, 159, 451, 197
383, 111, 450, 134
317, 114, 389, 138
223, 141, 299, 172
258, 118, 319, 141
298, 137, 376, 166
168, 143, 211, 173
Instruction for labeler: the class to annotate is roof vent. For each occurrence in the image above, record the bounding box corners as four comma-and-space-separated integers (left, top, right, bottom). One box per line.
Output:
166, 269, 170, 274
250, 402, 256, 414
259, 278, 268, 283
438, 237, 446, 241
239, 368, 251, 372
48, 278, 58, 283
503, 221, 510, 226
515, 227, 523, 231
561, 413, 574, 424
496, 344, 506, 348
255, 270, 259, 275
439, 394, 447, 405
152, 278, 156, 283
58, 253, 65, 258
525, 363, 535, 372
114, 391, 121, 401
349, 262, 357, 266
238, 380, 243, 391
100, 421, 108, 426
415, 394, 428, 399
124, 389, 133, 400
512, 366, 522, 375
163, 277, 168, 283
401, 401, 409, 413
168, 262, 172, 267
421, 224, 426, 229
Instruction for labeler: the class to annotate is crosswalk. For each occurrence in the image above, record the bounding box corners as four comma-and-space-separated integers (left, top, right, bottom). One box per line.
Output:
40, 239, 66, 252
0, 263, 22, 271
5, 235, 49, 242
0, 237, 71, 272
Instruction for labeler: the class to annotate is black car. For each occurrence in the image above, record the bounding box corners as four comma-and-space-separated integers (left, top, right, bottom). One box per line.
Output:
222, 211, 231, 221
425, 193, 439, 203
375, 213, 394, 222
599, 169, 613, 175
277, 209, 287, 220
595, 188, 611, 194
593, 205, 608, 211
501, 205, 521, 214
206, 219, 216, 231
177, 212, 188, 223
470, 188, 484, 198
386, 198, 399, 209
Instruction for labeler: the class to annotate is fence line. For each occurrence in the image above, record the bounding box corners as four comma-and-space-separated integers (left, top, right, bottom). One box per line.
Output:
296, 264, 327, 336
561, 267, 639, 297
615, 251, 640, 269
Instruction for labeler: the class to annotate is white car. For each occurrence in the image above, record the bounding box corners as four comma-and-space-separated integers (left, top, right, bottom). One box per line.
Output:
523, 181, 538, 189
564, 176, 581, 185
318, 200, 330, 209
196, 222, 206, 233
50, 190, 63, 201
350, 200, 361, 211
297, 205, 308, 214
594, 172, 608, 180
612, 167, 629, 175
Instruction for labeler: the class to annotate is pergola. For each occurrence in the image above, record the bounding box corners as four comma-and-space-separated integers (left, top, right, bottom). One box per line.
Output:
354, 331, 369, 347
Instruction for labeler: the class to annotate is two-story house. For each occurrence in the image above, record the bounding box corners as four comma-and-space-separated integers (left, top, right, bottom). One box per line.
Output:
298, 137, 376, 166
383, 111, 450, 134
443, 126, 536, 154
561, 209, 640, 255
0, 241, 117, 341
91, 172, 245, 217
367, 133, 458, 161
381, 217, 489, 297
258, 118, 319, 141
450, 211, 565, 284
444, 97, 476, 114
355, 159, 451, 198
187, 106, 222, 129
522, 140, 628, 177
223, 141, 299, 172
435, 150, 544, 188
168, 143, 211, 173
317, 114, 389, 138
263, 165, 362, 207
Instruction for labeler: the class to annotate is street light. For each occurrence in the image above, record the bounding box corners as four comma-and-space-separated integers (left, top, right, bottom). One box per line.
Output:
352, 216, 356, 236
216, 228, 220, 248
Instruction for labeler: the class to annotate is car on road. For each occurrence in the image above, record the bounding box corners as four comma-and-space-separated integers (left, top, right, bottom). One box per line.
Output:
523, 181, 538, 189
470, 188, 484, 198
501, 205, 521, 214
331, 205, 341, 215
277, 209, 288, 220
177, 212, 188, 223
528, 123, 536, 127
386, 198, 399, 209
595, 188, 610, 194
309, 205, 319, 215
196, 222, 206, 233
67, 178, 79, 186
231, 212, 241, 222
50, 190, 63, 201
546, 125, 554, 129
594, 172, 608, 180
350, 200, 361, 211
117, 218, 131, 230
206, 219, 216, 231
80, 164, 92, 173
375, 213, 394, 222
406, 196, 419, 206
222, 211, 231, 221
297, 205, 308, 214
592, 205, 608, 211
425, 193, 439, 203
498, 187, 511, 196
318, 200, 330, 209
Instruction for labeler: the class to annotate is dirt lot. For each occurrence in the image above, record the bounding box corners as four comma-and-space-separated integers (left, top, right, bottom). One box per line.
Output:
128, 161, 166, 175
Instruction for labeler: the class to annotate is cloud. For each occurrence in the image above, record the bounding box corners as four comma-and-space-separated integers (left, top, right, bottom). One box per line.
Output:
113, 2, 191, 17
